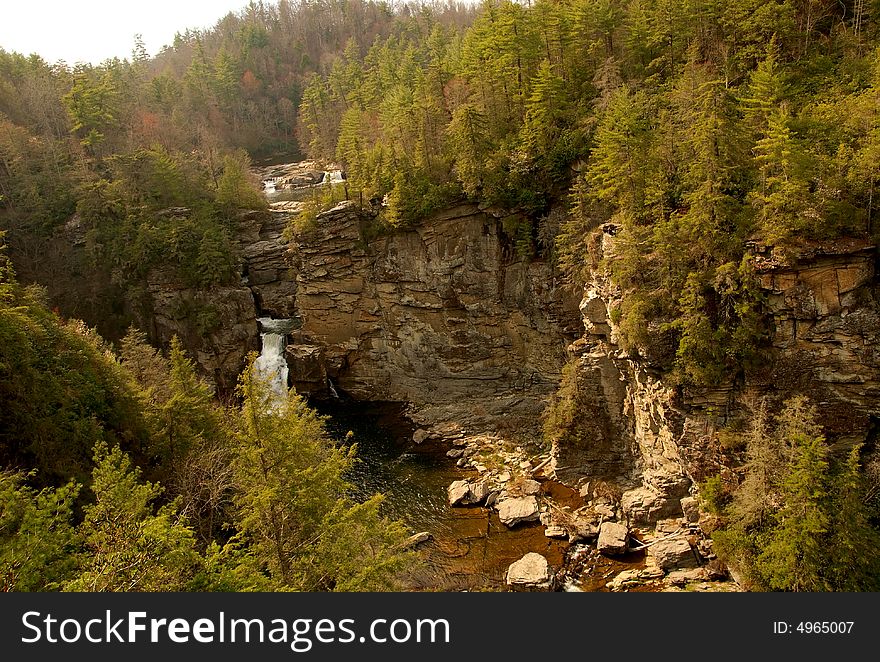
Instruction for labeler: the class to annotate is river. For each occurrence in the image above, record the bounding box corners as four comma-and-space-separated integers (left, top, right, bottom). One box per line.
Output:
316, 400, 647, 592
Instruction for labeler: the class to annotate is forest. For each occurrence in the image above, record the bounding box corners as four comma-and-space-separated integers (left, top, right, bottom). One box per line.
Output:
2, 0, 880, 591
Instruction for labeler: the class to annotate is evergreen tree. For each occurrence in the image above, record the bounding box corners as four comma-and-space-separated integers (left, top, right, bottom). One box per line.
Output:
231, 357, 413, 591
0, 472, 81, 591
65, 442, 201, 592
216, 148, 267, 210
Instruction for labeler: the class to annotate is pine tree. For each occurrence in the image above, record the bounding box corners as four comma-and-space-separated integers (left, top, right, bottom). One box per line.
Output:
519, 59, 567, 158
587, 87, 651, 221
758, 428, 830, 591
232, 357, 413, 591
826, 445, 880, 590
0, 472, 81, 591
447, 103, 490, 198
216, 149, 267, 210
65, 442, 201, 592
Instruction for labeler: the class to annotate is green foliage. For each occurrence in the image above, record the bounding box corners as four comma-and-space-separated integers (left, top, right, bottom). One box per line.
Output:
120, 330, 235, 544
543, 360, 583, 449
712, 397, 880, 591
65, 441, 201, 592
63, 66, 118, 151
231, 357, 414, 591
216, 149, 267, 211
0, 270, 152, 486
0, 472, 81, 591
698, 475, 727, 516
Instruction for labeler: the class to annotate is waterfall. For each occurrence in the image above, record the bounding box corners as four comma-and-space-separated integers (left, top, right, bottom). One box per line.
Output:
254, 317, 294, 408
322, 170, 346, 185
327, 376, 340, 400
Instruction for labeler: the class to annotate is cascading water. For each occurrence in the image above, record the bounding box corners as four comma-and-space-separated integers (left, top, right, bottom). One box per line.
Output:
326, 377, 340, 400
254, 317, 295, 408
322, 170, 346, 185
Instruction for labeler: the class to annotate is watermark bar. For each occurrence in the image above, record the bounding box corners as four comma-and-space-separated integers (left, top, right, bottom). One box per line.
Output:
0, 592, 873, 660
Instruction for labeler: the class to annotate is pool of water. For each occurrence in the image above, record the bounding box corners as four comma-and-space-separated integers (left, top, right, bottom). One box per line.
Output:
316, 400, 645, 591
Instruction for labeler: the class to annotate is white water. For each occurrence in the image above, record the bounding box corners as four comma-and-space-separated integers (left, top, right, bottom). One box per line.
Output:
254, 318, 294, 408
327, 377, 340, 399
322, 170, 346, 185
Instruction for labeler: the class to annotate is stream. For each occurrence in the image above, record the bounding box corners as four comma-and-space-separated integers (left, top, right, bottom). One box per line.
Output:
252, 313, 649, 591
316, 400, 647, 592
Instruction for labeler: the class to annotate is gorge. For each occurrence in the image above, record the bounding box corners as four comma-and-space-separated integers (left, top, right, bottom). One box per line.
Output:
14, 162, 878, 591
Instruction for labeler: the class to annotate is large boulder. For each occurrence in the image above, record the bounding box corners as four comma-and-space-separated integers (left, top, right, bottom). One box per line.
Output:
597, 522, 629, 555
567, 517, 600, 543
506, 478, 542, 497
621, 487, 682, 525
680, 496, 701, 523
447, 479, 490, 506
506, 553, 551, 589
497, 496, 540, 527
648, 537, 698, 570
468, 479, 490, 505
447, 480, 471, 506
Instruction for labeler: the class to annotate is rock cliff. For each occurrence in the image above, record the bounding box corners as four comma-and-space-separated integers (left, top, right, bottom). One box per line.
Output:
22, 197, 878, 530
137, 202, 582, 433
553, 224, 880, 525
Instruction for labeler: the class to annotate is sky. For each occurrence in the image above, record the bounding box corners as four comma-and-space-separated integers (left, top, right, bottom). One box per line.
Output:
0, 0, 249, 65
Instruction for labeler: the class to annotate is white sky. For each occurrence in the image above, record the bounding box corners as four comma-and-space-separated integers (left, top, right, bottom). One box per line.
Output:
0, 0, 249, 65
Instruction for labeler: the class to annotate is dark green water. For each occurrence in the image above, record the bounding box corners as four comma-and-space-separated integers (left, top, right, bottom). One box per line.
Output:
315, 400, 571, 591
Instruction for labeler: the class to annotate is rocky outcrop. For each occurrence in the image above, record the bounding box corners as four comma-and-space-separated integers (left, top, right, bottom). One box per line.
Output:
129, 200, 582, 404
553, 224, 880, 525
138, 210, 297, 392
750, 238, 880, 440
648, 537, 699, 570
553, 225, 880, 526
597, 522, 629, 555
496, 496, 540, 527
286, 202, 582, 431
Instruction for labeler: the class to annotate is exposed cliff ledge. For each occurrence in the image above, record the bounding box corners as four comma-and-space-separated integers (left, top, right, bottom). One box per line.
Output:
554, 226, 880, 525
128, 202, 582, 435
286, 202, 582, 433
20, 200, 581, 432
289, 203, 583, 394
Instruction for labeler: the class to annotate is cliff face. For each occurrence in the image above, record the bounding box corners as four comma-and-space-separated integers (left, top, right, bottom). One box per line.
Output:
135, 202, 581, 433
138, 211, 296, 392
554, 225, 880, 525
286, 202, 582, 432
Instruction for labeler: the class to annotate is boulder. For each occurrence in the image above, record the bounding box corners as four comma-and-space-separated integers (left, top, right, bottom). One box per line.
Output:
497, 496, 540, 527
506, 553, 550, 589
597, 522, 629, 555
705, 559, 728, 580
607, 569, 641, 591
655, 518, 684, 535
403, 532, 432, 549
648, 537, 698, 570
413, 429, 430, 444
446, 448, 464, 459
680, 496, 701, 523
506, 477, 541, 497
468, 479, 490, 505
447, 479, 490, 506
567, 517, 599, 542
665, 568, 709, 587
447, 480, 470, 506
621, 487, 682, 525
